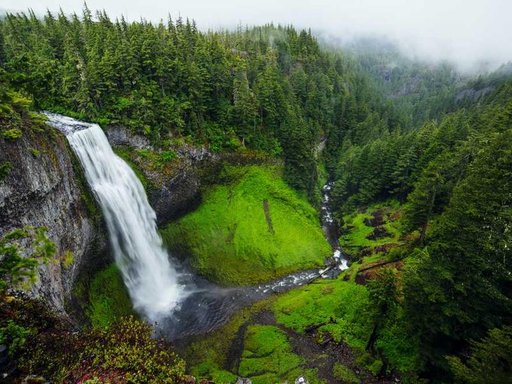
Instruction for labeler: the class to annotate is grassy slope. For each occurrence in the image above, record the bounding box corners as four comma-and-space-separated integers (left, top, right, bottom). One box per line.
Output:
162, 165, 330, 285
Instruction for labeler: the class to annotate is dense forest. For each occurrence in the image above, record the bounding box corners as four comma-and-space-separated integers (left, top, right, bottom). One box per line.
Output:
0, 7, 511, 384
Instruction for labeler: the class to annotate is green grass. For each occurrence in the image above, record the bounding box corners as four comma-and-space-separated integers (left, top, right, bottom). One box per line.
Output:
87, 264, 134, 328
162, 165, 330, 285
273, 278, 371, 350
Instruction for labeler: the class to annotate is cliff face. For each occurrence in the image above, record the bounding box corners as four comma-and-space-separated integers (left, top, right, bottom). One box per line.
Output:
0, 124, 107, 314
106, 125, 218, 225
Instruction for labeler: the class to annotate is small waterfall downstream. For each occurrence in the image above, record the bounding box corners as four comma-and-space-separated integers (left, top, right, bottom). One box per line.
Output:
45, 113, 186, 322
321, 182, 349, 272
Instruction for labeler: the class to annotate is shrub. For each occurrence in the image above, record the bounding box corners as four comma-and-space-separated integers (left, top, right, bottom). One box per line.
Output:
2, 128, 23, 140
0, 226, 55, 292
0, 161, 12, 181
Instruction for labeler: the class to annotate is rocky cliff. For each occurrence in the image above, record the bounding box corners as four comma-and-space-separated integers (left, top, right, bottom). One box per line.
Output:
106, 125, 219, 225
0, 122, 107, 314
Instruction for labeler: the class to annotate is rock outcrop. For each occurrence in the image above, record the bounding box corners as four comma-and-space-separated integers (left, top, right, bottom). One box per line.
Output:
0, 124, 107, 314
106, 126, 219, 225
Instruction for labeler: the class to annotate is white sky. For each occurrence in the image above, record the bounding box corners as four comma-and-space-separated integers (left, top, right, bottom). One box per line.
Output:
2, 0, 511, 71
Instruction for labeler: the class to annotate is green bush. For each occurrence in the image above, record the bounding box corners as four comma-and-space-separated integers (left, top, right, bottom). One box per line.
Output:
0, 161, 12, 181
2, 128, 23, 140
0, 226, 55, 292
0, 320, 31, 357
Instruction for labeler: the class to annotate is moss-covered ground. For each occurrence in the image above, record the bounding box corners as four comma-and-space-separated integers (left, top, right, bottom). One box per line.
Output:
85, 263, 135, 328
183, 200, 419, 383
161, 165, 330, 285
340, 201, 403, 257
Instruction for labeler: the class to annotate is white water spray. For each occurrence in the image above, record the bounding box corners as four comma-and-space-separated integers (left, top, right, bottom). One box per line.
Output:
46, 113, 185, 321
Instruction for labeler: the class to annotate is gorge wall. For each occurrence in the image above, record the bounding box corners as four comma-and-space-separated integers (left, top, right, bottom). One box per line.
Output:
0, 123, 107, 314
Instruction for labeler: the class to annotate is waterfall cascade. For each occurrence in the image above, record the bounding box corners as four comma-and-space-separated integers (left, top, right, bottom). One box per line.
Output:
46, 113, 185, 321
45, 113, 349, 338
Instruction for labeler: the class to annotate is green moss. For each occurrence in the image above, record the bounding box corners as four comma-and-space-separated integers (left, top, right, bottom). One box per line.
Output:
273, 279, 371, 350
332, 363, 360, 383
162, 165, 330, 285
0, 161, 12, 181
186, 297, 277, 382
192, 362, 238, 384
87, 264, 134, 328
340, 201, 403, 256
239, 325, 306, 384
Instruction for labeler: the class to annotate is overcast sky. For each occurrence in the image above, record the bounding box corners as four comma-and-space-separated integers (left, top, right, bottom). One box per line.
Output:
2, 0, 510, 71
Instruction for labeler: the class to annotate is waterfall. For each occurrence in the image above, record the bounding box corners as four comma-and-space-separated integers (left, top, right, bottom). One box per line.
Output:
45, 113, 185, 322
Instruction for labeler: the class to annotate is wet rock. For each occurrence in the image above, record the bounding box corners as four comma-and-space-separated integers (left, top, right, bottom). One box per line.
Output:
236, 378, 252, 384
0, 125, 107, 315
106, 125, 151, 149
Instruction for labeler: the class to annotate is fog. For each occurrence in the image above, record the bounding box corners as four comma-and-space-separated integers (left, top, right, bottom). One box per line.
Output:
2, 0, 510, 72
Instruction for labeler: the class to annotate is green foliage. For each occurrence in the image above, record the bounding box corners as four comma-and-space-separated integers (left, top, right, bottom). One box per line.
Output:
0, 226, 56, 292
86, 264, 134, 328
2, 128, 23, 140
332, 362, 360, 383
10, 298, 187, 384
60, 250, 74, 269
0, 9, 405, 199
403, 127, 512, 377
448, 326, 512, 384
0, 320, 31, 357
162, 165, 329, 285
0, 160, 12, 181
